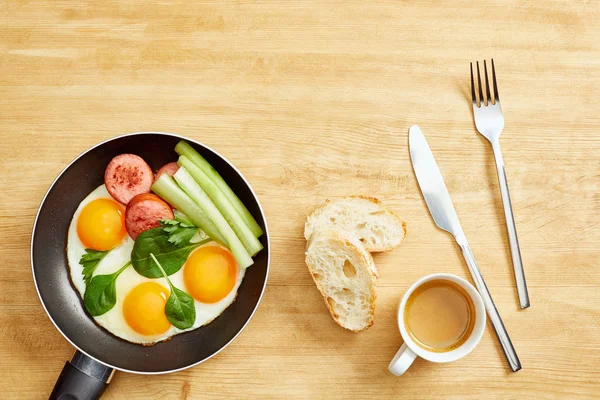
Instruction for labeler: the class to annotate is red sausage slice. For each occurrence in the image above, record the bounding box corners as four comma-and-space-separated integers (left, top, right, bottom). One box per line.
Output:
155, 162, 179, 181
125, 193, 174, 240
105, 154, 153, 204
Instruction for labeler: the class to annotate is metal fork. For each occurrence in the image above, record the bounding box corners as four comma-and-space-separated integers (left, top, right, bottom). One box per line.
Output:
470, 60, 530, 309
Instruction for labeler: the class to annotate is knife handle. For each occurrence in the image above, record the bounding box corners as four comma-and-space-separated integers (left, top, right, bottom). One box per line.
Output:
455, 234, 522, 372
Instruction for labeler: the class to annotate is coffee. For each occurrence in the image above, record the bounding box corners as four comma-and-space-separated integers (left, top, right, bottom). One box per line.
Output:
404, 279, 475, 353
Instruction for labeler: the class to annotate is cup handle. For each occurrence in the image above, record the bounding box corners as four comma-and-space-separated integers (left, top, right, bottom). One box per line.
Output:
388, 342, 417, 376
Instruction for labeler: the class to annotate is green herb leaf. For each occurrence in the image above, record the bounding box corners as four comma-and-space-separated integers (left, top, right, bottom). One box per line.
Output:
79, 249, 109, 286
160, 219, 197, 246
131, 228, 210, 278
150, 253, 196, 330
83, 261, 131, 316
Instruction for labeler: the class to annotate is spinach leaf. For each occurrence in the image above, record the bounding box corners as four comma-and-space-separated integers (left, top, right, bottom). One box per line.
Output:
160, 219, 197, 246
79, 249, 109, 285
165, 285, 196, 330
150, 253, 196, 330
83, 261, 131, 316
131, 228, 209, 278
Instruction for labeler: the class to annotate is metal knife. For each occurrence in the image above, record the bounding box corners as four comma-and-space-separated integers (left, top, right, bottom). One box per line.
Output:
409, 125, 521, 372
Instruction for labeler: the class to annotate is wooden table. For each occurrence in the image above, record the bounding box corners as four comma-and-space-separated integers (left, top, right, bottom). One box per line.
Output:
1, 0, 599, 398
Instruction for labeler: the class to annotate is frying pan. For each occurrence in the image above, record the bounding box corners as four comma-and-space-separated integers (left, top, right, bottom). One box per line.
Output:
31, 133, 270, 399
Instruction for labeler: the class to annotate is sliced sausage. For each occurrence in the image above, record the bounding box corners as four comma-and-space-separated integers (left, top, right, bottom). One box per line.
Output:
155, 162, 179, 181
105, 154, 154, 204
125, 193, 174, 240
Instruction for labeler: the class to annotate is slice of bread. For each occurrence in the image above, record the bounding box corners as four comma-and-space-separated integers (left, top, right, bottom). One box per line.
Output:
305, 230, 378, 332
304, 196, 406, 252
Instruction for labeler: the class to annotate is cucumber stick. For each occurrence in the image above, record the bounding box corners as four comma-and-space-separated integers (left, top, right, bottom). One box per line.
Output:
174, 167, 254, 269
179, 156, 263, 256
151, 174, 226, 244
173, 209, 192, 224
173, 209, 208, 244
175, 141, 263, 238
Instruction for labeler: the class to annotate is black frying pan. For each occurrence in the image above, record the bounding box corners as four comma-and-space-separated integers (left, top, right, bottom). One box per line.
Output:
31, 133, 270, 399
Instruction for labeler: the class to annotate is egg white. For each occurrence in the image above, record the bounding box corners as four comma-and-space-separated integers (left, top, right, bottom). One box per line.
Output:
67, 184, 245, 344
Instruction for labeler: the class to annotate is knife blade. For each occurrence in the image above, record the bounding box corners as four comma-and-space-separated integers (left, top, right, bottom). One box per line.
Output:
409, 125, 463, 236
409, 125, 522, 372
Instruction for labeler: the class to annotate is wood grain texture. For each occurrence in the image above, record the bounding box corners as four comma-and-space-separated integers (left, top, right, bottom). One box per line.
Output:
1, 0, 599, 398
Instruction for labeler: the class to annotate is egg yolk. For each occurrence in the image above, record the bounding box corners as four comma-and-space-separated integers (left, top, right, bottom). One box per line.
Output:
77, 198, 126, 251
184, 246, 237, 303
123, 282, 171, 335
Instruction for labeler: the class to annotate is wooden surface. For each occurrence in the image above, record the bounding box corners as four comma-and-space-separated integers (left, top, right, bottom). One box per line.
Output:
1, 0, 599, 398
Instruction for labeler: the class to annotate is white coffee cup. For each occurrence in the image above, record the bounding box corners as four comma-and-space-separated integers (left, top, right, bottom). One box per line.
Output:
388, 273, 486, 376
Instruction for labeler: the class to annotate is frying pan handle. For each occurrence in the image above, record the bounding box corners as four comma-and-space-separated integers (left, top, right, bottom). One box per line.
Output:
50, 351, 114, 400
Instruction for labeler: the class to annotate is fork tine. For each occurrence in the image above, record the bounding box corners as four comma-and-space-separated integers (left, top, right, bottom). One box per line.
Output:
470, 62, 477, 106
476, 61, 484, 106
483, 60, 492, 105
491, 58, 500, 102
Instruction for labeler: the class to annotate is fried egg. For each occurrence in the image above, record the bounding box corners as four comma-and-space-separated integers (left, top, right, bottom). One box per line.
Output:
67, 184, 245, 344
